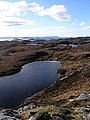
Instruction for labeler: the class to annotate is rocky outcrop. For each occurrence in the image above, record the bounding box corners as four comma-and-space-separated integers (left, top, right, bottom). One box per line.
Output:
29, 112, 75, 120
79, 106, 90, 120
0, 109, 21, 120
29, 112, 52, 120
76, 92, 90, 100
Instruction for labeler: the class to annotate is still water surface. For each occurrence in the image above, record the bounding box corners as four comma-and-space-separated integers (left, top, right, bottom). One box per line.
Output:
59, 43, 78, 48
0, 61, 61, 108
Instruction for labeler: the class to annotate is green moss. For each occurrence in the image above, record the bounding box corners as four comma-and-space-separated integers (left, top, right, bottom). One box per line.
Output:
21, 105, 71, 115
20, 105, 72, 119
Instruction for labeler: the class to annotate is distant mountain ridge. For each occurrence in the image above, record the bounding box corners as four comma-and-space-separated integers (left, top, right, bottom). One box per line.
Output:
0, 36, 90, 41
0, 36, 60, 41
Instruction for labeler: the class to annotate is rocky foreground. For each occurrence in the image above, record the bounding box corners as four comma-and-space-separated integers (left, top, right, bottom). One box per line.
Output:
0, 92, 90, 120
0, 37, 90, 119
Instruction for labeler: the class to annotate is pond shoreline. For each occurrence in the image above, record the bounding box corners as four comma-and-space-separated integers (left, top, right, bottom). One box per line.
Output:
0, 51, 49, 77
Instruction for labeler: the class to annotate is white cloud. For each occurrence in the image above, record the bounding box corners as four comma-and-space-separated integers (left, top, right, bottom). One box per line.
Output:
79, 21, 90, 31
79, 22, 86, 27
37, 5, 70, 21
0, 17, 35, 26
28, 3, 70, 21
0, 1, 28, 16
0, 1, 70, 21
0, 1, 34, 26
83, 26, 90, 31
28, 2, 44, 13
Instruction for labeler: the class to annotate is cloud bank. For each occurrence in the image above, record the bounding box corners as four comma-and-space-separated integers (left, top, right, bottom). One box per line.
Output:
0, 0, 70, 26
28, 2, 70, 21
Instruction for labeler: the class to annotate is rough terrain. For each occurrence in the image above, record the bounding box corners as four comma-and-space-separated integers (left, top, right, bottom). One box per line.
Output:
0, 37, 90, 119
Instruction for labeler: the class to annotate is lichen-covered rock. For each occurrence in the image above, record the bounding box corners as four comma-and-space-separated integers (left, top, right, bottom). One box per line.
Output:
0, 109, 21, 120
76, 92, 90, 100
80, 106, 90, 120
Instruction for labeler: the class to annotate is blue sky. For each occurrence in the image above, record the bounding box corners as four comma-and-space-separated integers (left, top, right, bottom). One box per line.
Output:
0, 0, 90, 37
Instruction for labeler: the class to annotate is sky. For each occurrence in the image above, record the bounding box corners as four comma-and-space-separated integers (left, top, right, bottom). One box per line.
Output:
0, 0, 90, 37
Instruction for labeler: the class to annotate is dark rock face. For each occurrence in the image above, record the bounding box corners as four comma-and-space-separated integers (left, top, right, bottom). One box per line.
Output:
51, 114, 75, 120
29, 112, 75, 120
29, 112, 52, 120
79, 53, 90, 59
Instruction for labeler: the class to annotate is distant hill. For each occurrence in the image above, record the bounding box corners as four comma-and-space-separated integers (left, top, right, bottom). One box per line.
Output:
0, 36, 60, 41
